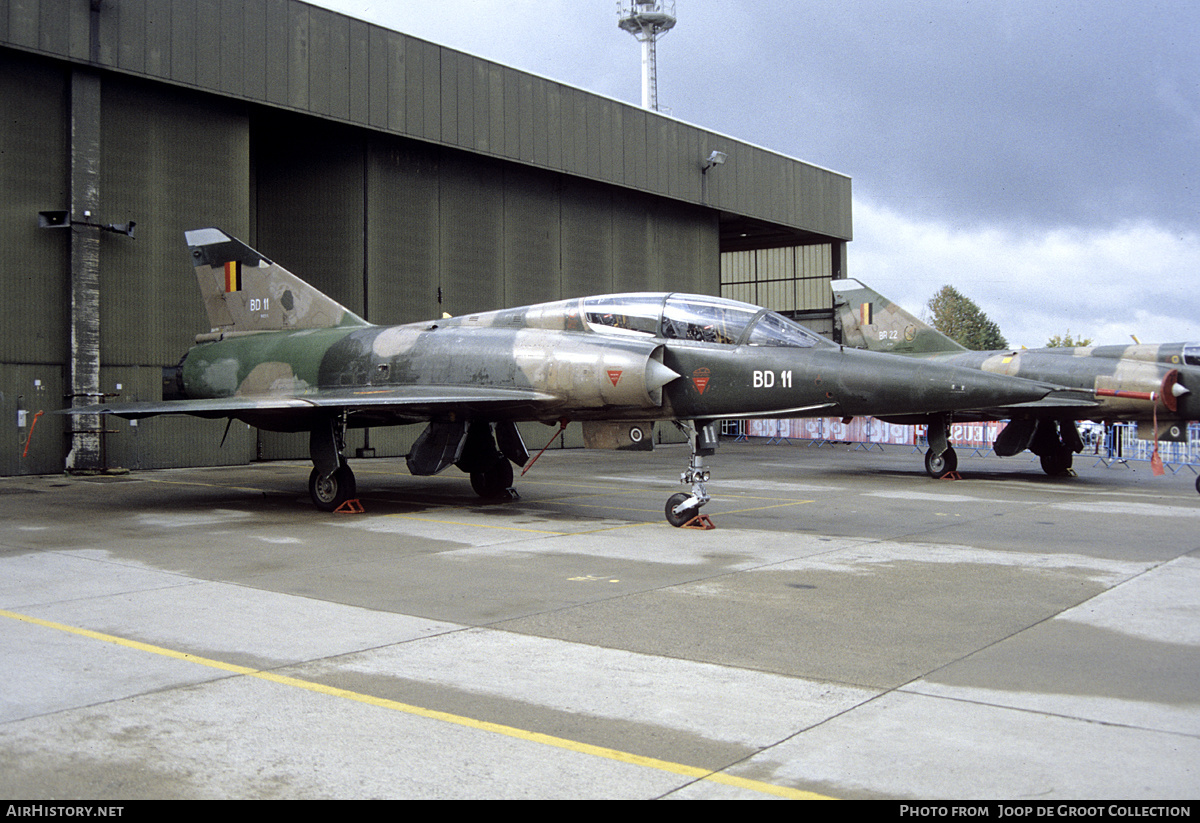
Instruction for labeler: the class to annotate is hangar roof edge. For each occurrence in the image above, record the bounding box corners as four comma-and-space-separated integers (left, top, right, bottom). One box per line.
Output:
0, 0, 852, 243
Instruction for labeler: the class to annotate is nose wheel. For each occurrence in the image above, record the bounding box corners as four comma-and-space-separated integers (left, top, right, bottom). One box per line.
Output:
666, 421, 718, 527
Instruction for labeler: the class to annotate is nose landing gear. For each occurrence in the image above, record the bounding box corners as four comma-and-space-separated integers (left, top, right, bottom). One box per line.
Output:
666, 421, 719, 528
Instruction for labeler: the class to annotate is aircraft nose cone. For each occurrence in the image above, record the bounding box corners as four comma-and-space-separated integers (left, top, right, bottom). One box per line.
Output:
646, 358, 680, 391
922, 363, 1052, 409
812, 349, 1057, 417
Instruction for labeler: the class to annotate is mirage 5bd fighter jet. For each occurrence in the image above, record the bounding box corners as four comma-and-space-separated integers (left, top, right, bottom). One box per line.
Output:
832, 278, 1198, 489
73, 229, 1073, 525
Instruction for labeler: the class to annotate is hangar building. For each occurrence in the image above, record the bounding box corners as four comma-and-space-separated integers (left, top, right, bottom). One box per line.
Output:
0, 0, 852, 476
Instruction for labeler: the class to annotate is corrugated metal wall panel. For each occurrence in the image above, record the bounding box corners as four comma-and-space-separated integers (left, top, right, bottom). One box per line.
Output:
195, 0, 222, 91
169, 0, 196, 86
264, 0, 288, 105
439, 153, 503, 316
560, 181, 613, 297
241, 0, 266, 100
365, 21, 387, 128
565, 86, 590, 174
34, 0, 71, 56
412, 38, 440, 142
486, 60, 504, 157
503, 169, 561, 307
366, 138, 441, 325
720, 250, 754, 292
599, 100, 624, 186
720, 244, 836, 320
100, 82, 251, 364
657, 203, 717, 296
0, 364, 65, 475
502, 66, 522, 161
723, 282, 755, 305
254, 116, 364, 315
545, 80, 564, 171
516, 70, 535, 165
612, 198, 652, 293
439, 47, 460, 148
623, 106, 648, 191
286, 0, 308, 110
347, 17, 368, 123
307, 4, 333, 116
0, 54, 69, 366
533, 78, 555, 169
220, 0, 247, 96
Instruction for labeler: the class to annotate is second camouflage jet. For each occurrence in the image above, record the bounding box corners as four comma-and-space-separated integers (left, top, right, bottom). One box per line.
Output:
75, 229, 1074, 525
832, 278, 1198, 489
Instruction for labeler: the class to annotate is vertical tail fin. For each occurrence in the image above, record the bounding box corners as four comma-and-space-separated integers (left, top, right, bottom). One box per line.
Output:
185, 228, 369, 334
831, 278, 966, 354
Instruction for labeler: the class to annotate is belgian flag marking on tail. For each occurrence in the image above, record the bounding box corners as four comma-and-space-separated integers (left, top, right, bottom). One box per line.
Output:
224, 260, 242, 293
860, 302, 873, 326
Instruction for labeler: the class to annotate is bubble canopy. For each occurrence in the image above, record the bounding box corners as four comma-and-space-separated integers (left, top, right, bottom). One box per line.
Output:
581, 293, 825, 348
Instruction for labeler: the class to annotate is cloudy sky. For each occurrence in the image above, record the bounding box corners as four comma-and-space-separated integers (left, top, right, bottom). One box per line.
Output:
310, 1, 1199, 347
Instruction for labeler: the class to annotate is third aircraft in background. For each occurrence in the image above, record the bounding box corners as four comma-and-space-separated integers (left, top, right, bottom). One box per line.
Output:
832, 278, 1199, 490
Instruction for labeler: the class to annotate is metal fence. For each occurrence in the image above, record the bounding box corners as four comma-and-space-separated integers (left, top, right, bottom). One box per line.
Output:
724, 418, 1200, 473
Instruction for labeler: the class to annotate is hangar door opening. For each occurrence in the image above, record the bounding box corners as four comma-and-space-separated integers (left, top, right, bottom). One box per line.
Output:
720, 244, 841, 339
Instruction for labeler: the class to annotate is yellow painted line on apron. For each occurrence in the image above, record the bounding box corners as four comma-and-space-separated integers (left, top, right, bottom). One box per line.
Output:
1, 608, 831, 800
715, 500, 816, 516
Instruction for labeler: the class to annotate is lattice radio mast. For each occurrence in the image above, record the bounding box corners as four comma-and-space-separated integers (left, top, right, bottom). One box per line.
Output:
617, 1, 677, 111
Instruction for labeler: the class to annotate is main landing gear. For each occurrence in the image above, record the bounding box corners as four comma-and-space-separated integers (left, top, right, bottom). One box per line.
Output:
306, 417, 529, 511
924, 416, 1084, 481
995, 417, 1080, 477
923, 414, 958, 479
924, 446, 958, 479
308, 416, 358, 511
309, 463, 357, 511
666, 421, 719, 527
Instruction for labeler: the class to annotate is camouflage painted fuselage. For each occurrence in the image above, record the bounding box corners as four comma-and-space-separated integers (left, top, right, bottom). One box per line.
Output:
833, 278, 1199, 438
912, 344, 1198, 436
177, 291, 1060, 433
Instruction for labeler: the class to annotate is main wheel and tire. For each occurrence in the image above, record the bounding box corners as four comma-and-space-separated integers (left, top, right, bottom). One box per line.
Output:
470, 455, 514, 499
309, 464, 356, 511
924, 447, 958, 478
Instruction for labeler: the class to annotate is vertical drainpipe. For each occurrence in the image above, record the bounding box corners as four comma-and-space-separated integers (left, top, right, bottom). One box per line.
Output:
65, 45, 103, 470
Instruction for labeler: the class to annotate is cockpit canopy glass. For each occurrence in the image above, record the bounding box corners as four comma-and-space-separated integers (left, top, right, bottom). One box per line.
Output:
583, 295, 663, 337
1184, 344, 1200, 367
582, 293, 823, 348
745, 311, 821, 348
661, 295, 758, 344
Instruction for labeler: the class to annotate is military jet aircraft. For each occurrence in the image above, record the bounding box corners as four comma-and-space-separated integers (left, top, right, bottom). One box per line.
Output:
831, 278, 1198, 489
72, 229, 1075, 525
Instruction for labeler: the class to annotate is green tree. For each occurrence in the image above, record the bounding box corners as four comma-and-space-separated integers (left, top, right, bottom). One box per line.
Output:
925, 285, 1008, 350
1045, 330, 1093, 348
